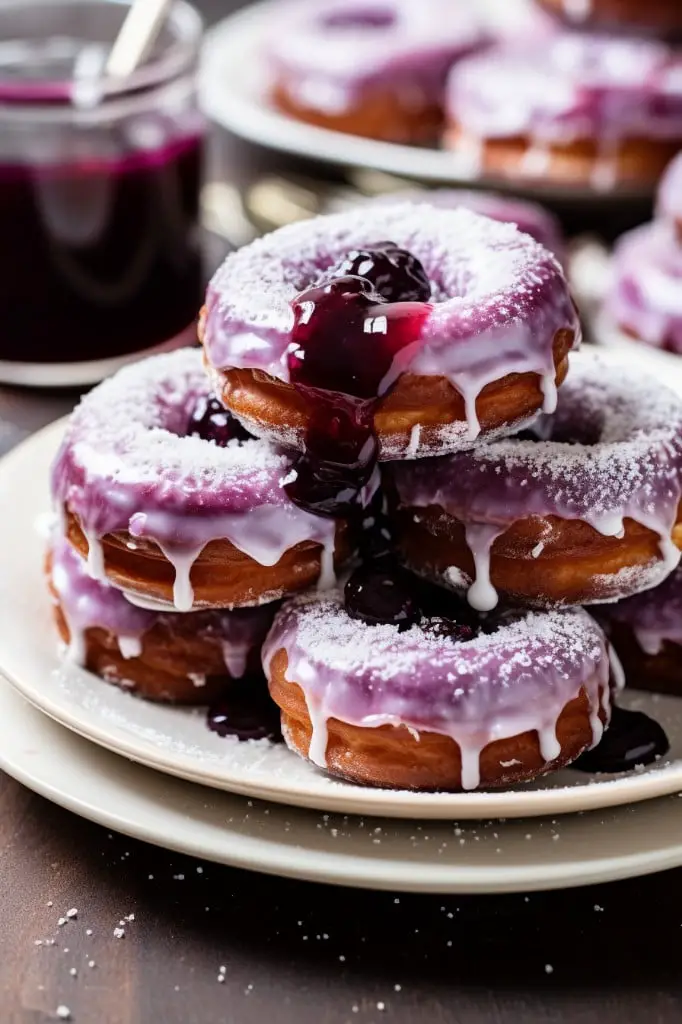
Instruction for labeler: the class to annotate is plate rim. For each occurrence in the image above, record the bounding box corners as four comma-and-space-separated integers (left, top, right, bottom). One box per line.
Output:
3, 416, 682, 822
199, 0, 654, 203
6, 676, 682, 893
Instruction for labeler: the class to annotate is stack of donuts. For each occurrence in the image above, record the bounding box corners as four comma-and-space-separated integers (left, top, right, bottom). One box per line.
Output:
605, 153, 682, 353
50, 201, 682, 791
266, 0, 682, 192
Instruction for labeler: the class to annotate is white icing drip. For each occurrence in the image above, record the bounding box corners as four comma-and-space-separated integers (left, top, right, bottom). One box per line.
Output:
221, 642, 249, 679
83, 528, 105, 580
317, 536, 336, 591
156, 541, 205, 613
189, 672, 206, 688
459, 743, 483, 791
464, 523, 504, 611
405, 424, 422, 458
540, 371, 558, 415
118, 635, 143, 660
531, 541, 545, 558
306, 698, 330, 767
608, 644, 626, 692
538, 723, 561, 763
588, 687, 606, 749
65, 623, 86, 665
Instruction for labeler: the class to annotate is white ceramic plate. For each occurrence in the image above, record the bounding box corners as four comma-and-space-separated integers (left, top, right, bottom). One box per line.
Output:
3, 418, 682, 821
8, 677, 682, 893
199, 1, 650, 202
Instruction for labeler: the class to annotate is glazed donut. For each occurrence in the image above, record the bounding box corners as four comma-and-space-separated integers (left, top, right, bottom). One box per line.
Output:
201, 204, 579, 472
51, 348, 354, 612
445, 34, 682, 192
356, 188, 565, 264
386, 351, 682, 610
605, 223, 682, 353
267, 0, 486, 144
537, 0, 682, 36
657, 153, 682, 241
596, 566, 682, 695
48, 534, 274, 704
263, 584, 611, 791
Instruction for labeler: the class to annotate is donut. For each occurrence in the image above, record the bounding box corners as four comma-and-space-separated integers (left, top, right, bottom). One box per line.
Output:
51, 348, 355, 613
445, 34, 682, 192
605, 223, 682, 353
355, 188, 565, 264
386, 351, 682, 610
657, 153, 682, 240
48, 533, 275, 704
267, 0, 486, 144
200, 204, 579, 520
262, 579, 612, 791
595, 565, 682, 695
537, 0, 682, 36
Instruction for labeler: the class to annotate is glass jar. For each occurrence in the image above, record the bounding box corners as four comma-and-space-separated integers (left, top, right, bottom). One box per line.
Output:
0, 0, 205, 385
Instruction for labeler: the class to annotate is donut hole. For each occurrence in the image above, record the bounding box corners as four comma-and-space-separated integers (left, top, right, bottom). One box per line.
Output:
322, 7, 396, 30
516, 411, 605, 447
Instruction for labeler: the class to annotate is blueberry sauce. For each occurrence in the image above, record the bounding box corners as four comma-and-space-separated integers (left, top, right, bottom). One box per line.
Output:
345, 563, 422, 631
573, 706, 669, 774
207, 678, 282, 743
285, 244, 431, 518
187, 395, 253, 446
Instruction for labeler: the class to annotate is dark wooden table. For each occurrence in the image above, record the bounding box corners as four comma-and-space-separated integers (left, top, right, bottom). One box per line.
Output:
2, 2, 682, 1020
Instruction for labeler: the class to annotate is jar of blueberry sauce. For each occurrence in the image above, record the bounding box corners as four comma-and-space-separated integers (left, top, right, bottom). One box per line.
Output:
0, 0, 205, 386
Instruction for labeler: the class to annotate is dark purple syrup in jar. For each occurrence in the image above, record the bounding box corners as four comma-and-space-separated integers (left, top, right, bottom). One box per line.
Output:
285, 244, 431, 518
0, 0, 204, 372
1, 137, 203, 365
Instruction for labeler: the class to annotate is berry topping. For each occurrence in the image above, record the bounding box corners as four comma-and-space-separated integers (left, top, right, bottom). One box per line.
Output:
344, 564, 421, 632
285, 252, 431, 519
328, 242, 431, 303
187, 395, 252, 446
421, 616, 474, 643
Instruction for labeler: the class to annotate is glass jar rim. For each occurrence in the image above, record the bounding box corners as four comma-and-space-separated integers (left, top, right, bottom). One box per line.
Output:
0, 0, 202, 109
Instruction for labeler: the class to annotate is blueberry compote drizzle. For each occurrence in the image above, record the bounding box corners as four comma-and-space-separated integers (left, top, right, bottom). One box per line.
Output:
285, 243, 431, 518
207, 678, 283, 743
573, 706, 669, 774
187, 395, 253, 445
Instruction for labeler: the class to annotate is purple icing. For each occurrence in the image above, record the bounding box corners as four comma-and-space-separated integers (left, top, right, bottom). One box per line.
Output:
359, 188, 565, 264
607, 223, 682, 352
263, 588, 610, 790
597, 564, 682, 656
267, 0, 486, 115
447, 33, 682, 190
657, 153, 682, 226
203, 204, 579, 458
50, 348, 340, 611
390, 350, 682, 609
50, 532, 275, 677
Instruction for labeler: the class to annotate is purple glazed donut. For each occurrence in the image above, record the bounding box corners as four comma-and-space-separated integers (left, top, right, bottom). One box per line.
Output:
48, 532, 275, 703
51, 348, 357, 613
657, 152, 682, 237
387, 350, 682, 610
267, 0, 487, 144
263, 587, 611, 791
605, 222, 682, 353
200, 203, 579, 464
445, 33, 682, 191
358, 188, 566, 264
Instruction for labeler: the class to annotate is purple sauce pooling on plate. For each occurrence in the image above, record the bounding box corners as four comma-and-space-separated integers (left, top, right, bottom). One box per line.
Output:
573, 706, 669, 773
202, 204, 579, 460
50, 348, 340, 611
284, 243, 431, 517
207, 679, 283, 743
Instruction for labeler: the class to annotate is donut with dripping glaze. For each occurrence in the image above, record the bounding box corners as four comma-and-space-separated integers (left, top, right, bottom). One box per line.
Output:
262, 589, 612, 791
267, 0, 487, 144
48, 535, 275, 704
386, 351, 682, 610
51, 349, 355, 612
538, 0, 682, 36
595, 565, 682, 695
445, 34, 682, 192
200, 204, 579, 462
